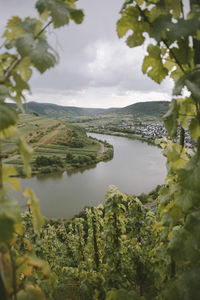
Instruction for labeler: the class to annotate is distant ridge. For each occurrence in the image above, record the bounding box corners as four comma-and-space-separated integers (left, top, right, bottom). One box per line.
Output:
118, 101, 170, 117
21, 101, 118, 118
12, 100, 170, 119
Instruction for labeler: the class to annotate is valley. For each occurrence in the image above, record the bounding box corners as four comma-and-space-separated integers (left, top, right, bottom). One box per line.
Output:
3, 114, 113, 176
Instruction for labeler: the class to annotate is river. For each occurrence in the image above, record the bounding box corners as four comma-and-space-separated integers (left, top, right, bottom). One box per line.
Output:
15, 133, 166, 218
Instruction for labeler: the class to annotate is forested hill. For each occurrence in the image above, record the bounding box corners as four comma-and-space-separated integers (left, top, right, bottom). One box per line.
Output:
117, 101, 170, 117
19, 102, 117, 118
14, 100, 170, 119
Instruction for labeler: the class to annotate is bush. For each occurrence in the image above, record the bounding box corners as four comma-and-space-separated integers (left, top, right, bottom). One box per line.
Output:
68, 140, 84, 148
35, 155, 64, 168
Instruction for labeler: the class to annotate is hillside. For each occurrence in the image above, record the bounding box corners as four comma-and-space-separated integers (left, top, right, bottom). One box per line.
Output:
118, 101, 170, 117
20, 102, 116, 118
3, 114, 113, 175
12, 100, 170, 120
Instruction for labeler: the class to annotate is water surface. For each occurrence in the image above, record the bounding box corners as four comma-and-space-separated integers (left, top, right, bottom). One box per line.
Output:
16, 133, 166, 218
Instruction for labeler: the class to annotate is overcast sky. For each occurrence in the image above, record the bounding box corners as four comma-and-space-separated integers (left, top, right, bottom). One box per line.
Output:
0, 0, 176, 108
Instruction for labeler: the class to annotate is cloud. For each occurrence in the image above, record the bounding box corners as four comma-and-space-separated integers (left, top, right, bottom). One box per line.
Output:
1, 0, 173, 108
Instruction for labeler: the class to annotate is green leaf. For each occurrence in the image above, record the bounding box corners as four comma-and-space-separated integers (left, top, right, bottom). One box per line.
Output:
117, 6, 150, 47
168, 227, 199, 263
20, 18, 37, 33
163, 99, 178, 138
23, 188, 44, 235
16, 57, 32, 82
185, 210, 200, 245
0, 84, 9, 101
29, 38, 57, 73
189, 118, 200, 141
162, 267, 200, 300
167, 15, 200, 41
12, 71, 30, 98
185, 79, 200, 103
152, 14, 171, 42
35, 0, 46, 14
70, 9, 84, 24
106, 288, 144, 300
3, 165, 20, 192
142, 44, 168, 83
0, 215, 15, 243
3, 16, 26, 42
178, 153, 200, 193
15, 34, 35, 57
17, 285, 45, 300
170, 39, 191, 66
17, 137, 33, 176
0, 103, 18, 131
48, 0, 70, 28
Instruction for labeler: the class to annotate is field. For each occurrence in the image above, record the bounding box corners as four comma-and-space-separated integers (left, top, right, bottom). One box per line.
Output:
3, 114, 113, 176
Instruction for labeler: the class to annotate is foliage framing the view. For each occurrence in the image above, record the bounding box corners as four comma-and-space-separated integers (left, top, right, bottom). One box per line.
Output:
117, 0, 200, 299
0, 0, 84, 299
1, 0, 200, 299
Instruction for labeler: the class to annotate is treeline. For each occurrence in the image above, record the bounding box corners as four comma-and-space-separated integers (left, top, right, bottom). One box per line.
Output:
32, 139, 114, 174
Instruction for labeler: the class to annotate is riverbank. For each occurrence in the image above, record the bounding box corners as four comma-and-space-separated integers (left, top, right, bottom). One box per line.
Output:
88, 129, 157, 146
15, 133, 166, 218
3, 114, 114, 177
5, 139, 114, 177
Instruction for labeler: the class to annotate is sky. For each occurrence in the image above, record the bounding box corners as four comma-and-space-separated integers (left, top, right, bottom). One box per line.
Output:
0, 0, 178, 108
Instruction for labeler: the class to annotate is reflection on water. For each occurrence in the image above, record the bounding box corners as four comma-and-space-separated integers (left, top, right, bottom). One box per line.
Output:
66, 163, 97, 176
36, 172, 63, 182
15, 133, 166, 219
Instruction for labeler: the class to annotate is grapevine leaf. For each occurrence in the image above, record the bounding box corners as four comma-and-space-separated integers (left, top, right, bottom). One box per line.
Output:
178, 97, 196, 130
163, 99, 178, 138
152, 14, 171, 42
165, 0, 182, 18
3, 165, 20, 192
162, 267, 200, 300
3, 16, 25, 42
189, 118, 200, 141
0, 216, 15, 243
17, 137, 33, 176
0, 84, 9, 101
15, 34, 35, 57
168, 227, 199, 262
12, 71, 30, 98
28, 255, 50, 276
106, 288, 144, 300
29, 38, 57, 73
70, 9, 84, 24
117, 6, 150, 47
23, 188, 44, 235
0, 103, 18, 131
20, 18, 37, 33
175, 188, 200, 213
47, 0, 70, 28
16, 57, 33, 82
167, 15, 200, 40
185, 79, 200, 103
185, 210, 200, 245
17, 285, 45, 300
35, 0, 46, 14
170, 39, 191, 66
142, 44, 168, 83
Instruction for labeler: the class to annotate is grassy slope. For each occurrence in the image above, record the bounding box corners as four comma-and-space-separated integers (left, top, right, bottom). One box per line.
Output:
12, 101, 169, 120
4, 114, 112, 175
118, 101, 169, 116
